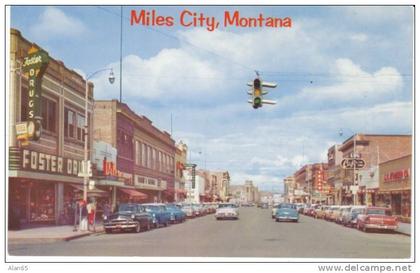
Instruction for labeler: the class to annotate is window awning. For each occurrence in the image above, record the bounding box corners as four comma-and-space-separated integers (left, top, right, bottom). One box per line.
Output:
70, 184, 109, 197
119, 188, 148, 199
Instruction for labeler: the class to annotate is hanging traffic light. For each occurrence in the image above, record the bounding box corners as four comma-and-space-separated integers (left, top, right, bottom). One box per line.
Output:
247, 74, 278, 109
253, 78, 262, 109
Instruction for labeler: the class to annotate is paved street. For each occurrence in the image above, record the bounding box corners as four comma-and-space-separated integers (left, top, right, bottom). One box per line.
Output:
8, 207, 410, 258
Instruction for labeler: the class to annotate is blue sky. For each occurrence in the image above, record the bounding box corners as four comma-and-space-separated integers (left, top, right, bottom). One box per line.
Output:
10, 6, 413, 192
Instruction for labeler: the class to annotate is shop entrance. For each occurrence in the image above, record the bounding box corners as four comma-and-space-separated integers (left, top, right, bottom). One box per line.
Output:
391, 193, 402, 215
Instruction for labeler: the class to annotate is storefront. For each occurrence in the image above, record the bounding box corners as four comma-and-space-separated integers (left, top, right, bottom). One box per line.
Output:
8, 147, 104, 226
378, 155, 411, 223
9, 29, 95, 228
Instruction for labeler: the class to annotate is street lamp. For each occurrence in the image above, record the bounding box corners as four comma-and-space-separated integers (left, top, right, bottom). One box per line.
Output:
339, 128, 358, 206
83, 68, 115, 203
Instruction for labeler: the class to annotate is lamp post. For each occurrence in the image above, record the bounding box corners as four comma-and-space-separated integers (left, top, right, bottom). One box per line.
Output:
83, 68, 115, 203
339, 128, 358, 206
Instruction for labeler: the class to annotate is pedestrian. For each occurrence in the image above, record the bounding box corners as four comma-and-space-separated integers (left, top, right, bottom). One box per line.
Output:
87, 198, 96, 230
79, 200, 88, 231
103, 201, 111, 219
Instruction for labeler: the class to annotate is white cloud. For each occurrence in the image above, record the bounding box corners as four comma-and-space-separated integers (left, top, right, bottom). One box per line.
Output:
349, 33, 368, 43
30, 7, 87, 40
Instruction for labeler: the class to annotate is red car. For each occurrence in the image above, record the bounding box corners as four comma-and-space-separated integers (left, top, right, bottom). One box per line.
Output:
356, 207, 398, 232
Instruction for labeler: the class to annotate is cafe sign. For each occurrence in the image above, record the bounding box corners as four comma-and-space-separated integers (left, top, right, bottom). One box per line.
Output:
21, 44, 49, 141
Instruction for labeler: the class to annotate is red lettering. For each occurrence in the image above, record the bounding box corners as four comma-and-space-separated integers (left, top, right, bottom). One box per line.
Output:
180, 9, 193, 27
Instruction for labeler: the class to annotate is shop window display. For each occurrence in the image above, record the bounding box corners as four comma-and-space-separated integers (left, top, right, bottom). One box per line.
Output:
30, 184, 55, 222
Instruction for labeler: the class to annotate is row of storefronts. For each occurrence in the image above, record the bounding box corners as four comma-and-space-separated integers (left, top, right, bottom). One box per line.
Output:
8, 29, 188, 227
284, 134, 412, 223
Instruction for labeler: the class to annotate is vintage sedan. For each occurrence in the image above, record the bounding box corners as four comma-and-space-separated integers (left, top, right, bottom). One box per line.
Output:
181, 203, 195, 218
215, 203, 239, 220
165, 203, 186, 223
324, 205, 340, 221
334, 206, 352, 224
314, 205, 329, 219
356, 207, 399, 232
143, 203, 171, 228
342, 206, 366, 227
103, 203, 152, 233
275, 203, 299, 222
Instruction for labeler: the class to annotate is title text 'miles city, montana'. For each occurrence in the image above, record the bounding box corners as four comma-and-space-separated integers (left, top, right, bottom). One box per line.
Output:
130, 9, 292, 31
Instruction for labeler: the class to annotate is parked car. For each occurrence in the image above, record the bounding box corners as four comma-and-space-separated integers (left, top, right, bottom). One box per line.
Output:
181, 203, 195, 218
192, 203, 203, 217
143, 203, 171, 228
215, 203, 239, 220
165, 203, 186, 223
342, 206, 366, 227
324, 205, 340, 221
356, 207, 399, 232
314, 205, 329, 219
275, 203, 299, 222
296, 203, 305, 214
306, 204, 320, 217
103, 203, 152, 233
335, 206, 352, 224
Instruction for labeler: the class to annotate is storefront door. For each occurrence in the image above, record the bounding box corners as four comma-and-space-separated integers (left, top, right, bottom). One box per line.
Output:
391, 193, 402, 216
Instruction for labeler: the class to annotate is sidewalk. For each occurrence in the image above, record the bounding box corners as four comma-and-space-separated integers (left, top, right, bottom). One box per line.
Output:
396, 222, 411, 236
8, 224, 104, 244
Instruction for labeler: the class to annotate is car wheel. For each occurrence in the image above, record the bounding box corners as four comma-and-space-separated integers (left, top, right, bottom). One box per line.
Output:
294, 220, 298, 223
146, 221, 151, 231
105, 229, 112, 234
363, 226, 367, 232
165, 220, 169, 227
216, 217, 220, 220
275, 218, 279, 222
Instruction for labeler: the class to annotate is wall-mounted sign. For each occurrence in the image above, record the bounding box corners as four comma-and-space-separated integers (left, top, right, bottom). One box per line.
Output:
384, 169, 410, 183
341, 158, 366, 170
21, 149, 83, 176
21, 45, 49, 141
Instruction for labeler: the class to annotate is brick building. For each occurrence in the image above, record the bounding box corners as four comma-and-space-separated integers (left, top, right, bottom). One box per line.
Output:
8, 29, 105, 226
93, 100, 176, 205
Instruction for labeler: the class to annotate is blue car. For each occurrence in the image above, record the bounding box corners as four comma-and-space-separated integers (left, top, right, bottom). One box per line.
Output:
165, 204, 186, 223
143, 203, 171, 228
275, 203, 299, 222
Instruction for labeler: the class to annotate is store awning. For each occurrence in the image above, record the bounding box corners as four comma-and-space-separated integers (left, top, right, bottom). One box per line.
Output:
70, 184, 109, 197
119, 188, 148, 199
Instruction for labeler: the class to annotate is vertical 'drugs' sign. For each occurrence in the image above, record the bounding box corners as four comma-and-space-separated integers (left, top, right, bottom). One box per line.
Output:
22, 44, 49, 140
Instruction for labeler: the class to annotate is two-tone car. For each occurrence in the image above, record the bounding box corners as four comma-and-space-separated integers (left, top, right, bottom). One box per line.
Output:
356, 206, 399, 232
103, 203, 152, 233
215, 203, 239, 220
274, 203, 299, 222
143, 203, 171, 228
181, 203, 195, 218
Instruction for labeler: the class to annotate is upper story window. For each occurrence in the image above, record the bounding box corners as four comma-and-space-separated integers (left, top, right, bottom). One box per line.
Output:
41, 97, 57, 133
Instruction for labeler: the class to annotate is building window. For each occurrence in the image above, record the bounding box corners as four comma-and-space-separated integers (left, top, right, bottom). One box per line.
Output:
147, 146, 152, 169
41, 97, 57, 133
141, 143, 147, 167
152, 149, 157, 170
76, 114, 85, 141
64, 108, 76, 138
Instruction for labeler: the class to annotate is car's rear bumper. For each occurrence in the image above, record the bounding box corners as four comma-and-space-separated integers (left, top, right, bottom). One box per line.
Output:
276, 215, 299, 221
365, 223, 398, 230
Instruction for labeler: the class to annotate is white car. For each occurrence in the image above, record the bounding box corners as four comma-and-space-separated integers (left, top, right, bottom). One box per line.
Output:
215, 203, 239, 220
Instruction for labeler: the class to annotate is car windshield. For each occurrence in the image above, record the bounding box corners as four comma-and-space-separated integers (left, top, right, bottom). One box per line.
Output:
218, 204, 236, 208
278, 203, 296, 209
367, 209, 391, 216
118, 204, 136, 212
